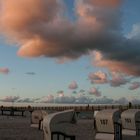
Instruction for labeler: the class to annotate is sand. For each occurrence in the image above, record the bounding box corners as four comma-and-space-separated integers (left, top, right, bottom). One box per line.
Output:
0, 113, 139, 140
51, 119, 95, 140
0, 114, 95, 140
0, 115, 43, 140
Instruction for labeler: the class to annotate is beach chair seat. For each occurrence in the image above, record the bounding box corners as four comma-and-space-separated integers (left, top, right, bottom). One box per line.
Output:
94, 109, 122, 140
30, 110, 48, 130
121, 109, 140, 136
42, 110, 77, 140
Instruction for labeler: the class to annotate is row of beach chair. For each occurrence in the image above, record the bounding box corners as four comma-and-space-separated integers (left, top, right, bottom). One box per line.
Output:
30, 109, 140, 140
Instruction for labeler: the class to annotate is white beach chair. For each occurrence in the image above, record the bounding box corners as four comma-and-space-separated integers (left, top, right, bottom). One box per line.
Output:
94, 109, 122, 140
42, 109, 76, 140
121, 109, 140, 136
30, 110, 48, 130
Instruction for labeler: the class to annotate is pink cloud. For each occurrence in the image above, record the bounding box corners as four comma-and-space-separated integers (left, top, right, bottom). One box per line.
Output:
129, 82, 140, 90
109, 72, 129, 87
0, 0, 140, 76
91, 51, 140, 76
0, 67, 9, 74
88, 87, 101, 97
88, 71, 108, 84
68, 81, 78, 90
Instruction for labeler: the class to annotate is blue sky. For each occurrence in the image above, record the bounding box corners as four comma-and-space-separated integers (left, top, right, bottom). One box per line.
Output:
0, 0, 140, 103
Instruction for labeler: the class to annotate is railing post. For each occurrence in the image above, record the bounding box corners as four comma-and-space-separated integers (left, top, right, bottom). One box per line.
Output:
136, 121, 140, 136
114, 122, 122, 140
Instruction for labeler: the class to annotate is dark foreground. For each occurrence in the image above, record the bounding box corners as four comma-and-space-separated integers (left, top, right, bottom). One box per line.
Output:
0, 115, 43, 140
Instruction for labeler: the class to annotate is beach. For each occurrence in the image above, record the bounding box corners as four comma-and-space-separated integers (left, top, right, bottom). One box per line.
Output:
0, 115, 43, 140
0, 112, 95, 140
0, 110, 140, 140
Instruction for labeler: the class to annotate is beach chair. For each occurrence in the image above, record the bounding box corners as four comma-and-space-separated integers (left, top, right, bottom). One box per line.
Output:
94, 109, 122, 140
121, 109, 140, 136
42, 109, 76, 140
76, 111, 94, 120
30, 110, 48, 130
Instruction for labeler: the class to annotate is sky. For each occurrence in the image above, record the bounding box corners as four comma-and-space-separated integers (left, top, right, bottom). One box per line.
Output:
0, 0, 140, 104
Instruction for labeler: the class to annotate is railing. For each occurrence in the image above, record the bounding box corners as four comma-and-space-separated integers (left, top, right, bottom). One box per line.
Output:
0, 108, 25, 116
0, 104, 140, 114
51, 132, 75, 140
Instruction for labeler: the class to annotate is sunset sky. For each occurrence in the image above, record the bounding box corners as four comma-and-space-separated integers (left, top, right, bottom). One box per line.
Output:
0, 0, 140, 104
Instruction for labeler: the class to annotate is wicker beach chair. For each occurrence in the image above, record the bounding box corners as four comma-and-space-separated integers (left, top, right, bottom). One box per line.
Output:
30, 110, 48, 130
94, 109, 122, 140
42, 109, 76, 140
121, 109, 140, 136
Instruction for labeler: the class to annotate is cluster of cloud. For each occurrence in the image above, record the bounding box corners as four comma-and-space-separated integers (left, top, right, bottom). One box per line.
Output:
0, 0, 140, 75
110, 72, 129, 87
88, 71, 108, 84
88, 71, 139, 89
0, 96, 20, 102
1, 95, 140, 105
0, 67, 9, 74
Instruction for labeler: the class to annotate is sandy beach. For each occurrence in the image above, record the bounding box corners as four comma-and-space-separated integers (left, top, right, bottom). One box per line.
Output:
0, 115, 43, 140
0, 111, 140, 140
0, 112, 95, 140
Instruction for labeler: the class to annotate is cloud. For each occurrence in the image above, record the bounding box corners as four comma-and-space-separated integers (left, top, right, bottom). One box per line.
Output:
109, 72, 130, 87
72, 91, 77, 94
57, 90, 64, 94
55, 96, 76, 104
127, 23, 140, 39
25, 72, 36, 75
129, 82, 140, 90
88, 87, 101, 97
57, 90, 65, 98
0, 67, 9, 74
17, 98, 33, 103
131, 98, 140, 104
0, 96, 20, 102
0, 0, 140, 76
79, 89, 85, 93
87, 0, 121, 7
88, 71, 108, 84
114, 97, 129, 104
91, 50, 140, 76
93, 96, 114, 104
68, 81, 78, 90
75, 95, 92, 104
40, 95, 54, 103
